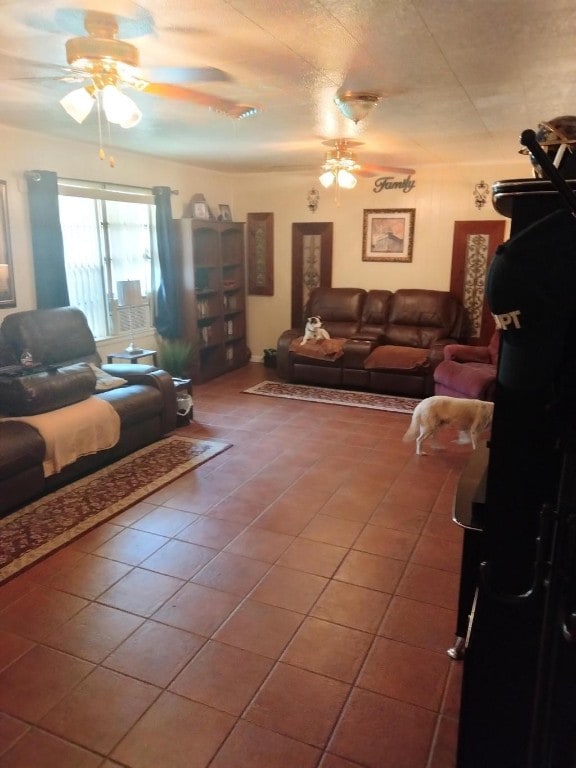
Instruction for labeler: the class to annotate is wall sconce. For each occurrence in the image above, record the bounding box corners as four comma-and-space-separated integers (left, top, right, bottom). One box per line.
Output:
473, 180, 490, 209
307, 187, 320, 212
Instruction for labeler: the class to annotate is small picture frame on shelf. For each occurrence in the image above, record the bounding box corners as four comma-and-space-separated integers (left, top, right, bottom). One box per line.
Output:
219, 204, 232, 221
193, 202, 210, 220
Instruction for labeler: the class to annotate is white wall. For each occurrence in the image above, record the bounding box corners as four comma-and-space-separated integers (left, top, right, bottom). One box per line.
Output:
231, 161, 525, 359
0, 122, 528, 364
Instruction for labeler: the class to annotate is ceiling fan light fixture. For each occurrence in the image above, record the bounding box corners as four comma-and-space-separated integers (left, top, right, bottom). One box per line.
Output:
334, 90, 381, 124
319, 139, 361, 194
60, 86, 96, 123
65, 24, 140, 72
101, 84, 142, 127
336, 168, 357, 189
319, 170, 335, 188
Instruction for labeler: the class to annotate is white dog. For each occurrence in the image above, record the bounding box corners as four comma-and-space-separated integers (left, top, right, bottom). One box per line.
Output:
301, 315, 331, 344
403, 395, 494, 456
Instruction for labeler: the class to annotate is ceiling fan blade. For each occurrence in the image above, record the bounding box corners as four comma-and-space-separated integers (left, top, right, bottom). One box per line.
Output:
357, 163, 415, 177
141, 66, 231, 84
30, 6, 156, 38
141, 81, 259, 119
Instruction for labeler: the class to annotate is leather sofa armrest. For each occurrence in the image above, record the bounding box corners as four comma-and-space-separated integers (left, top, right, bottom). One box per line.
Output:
0, 367, 96, 416
442, 343, 491, 364
101, 363, 158, 379
342, 338, 376, 368
276, 330, 301, 379
102, 364, 177, 432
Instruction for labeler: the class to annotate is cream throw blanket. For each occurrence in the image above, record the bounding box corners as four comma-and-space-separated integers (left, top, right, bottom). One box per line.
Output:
4, 396, 120, 476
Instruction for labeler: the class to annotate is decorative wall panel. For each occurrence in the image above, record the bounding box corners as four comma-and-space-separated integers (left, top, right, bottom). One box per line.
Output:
450, 220, 506, 345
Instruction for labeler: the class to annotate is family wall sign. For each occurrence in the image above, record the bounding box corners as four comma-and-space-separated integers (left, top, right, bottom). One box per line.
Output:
373, 174, 416, 194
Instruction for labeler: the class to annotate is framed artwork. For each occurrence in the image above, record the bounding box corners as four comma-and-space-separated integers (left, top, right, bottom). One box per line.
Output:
247, 212, 274, 295
0, 181, 15, 308
450, 220, 507, 345
291, 222, 333, 326
362, 208, 415, 263
219, 204, 232, 221
193, 202, 210, 220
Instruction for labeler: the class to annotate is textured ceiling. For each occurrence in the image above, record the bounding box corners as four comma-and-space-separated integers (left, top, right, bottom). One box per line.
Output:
0, 0, 574, 174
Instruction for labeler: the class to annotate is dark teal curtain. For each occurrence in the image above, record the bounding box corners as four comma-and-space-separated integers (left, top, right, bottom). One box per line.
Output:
153, 186, 180, 339
25, 170, 69, 309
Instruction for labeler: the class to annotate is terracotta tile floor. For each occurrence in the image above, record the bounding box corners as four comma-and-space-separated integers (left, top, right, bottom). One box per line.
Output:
0, 363, 472, 768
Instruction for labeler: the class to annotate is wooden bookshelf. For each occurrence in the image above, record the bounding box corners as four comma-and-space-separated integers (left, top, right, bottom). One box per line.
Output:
173, 218, 248, 382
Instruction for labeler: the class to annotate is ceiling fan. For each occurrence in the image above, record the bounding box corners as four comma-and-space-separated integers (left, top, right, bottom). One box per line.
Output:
18, 8, 260, 128
318, 139, 415, 194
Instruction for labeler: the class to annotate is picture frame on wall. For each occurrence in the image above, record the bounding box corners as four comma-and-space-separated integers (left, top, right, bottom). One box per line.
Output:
219, 204, 232, 221
362, 208, 416, 263
0, 181, 15, 308
247, 212, 274, 295
193, 202, 210, 220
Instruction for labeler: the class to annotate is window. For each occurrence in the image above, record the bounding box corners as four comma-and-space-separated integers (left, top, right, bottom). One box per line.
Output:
58, 180, 158, 340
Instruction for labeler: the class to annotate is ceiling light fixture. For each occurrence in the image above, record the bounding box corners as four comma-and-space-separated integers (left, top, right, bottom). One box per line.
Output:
101, 84, 142, 128
60, 75, 142, 166
60, 86, 96, 124
334, 90, 381, 124
59, 11, 144, 164
60, 80, 142, 128
319, 140, 361, 202
61, 11, 143, 128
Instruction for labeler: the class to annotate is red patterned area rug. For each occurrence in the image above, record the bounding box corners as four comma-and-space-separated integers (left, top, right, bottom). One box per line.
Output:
244, 380, 421, 413
0, 436, 231, 584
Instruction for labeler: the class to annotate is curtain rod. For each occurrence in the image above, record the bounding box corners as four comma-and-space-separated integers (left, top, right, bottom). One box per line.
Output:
25, 171, 178, 196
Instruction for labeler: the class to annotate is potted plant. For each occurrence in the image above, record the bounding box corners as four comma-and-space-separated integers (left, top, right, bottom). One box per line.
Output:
156, 336, 197, 424
156, 337, 195, 379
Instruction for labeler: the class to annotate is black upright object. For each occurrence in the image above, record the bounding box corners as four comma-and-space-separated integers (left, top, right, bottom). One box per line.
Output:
457, 132, 576, 768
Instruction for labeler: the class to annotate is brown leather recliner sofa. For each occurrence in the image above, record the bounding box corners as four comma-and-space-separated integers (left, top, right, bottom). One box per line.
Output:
0, 306, 177, 514
277, 287, 464, 397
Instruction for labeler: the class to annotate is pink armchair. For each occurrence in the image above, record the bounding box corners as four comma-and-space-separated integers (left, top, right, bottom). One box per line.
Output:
433, 330, 500, 401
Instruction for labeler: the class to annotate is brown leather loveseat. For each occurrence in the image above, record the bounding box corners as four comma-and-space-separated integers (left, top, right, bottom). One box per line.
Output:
0, 306, 177, 514
277, 287, 464, 397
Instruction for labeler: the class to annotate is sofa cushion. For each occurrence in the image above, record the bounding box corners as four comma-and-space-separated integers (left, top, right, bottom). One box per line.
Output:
1, 306, 101, 368
98, 384, 164, 427
307, 288, 366, 338
361, 290, 393, 339
289, 337, 346, 361
384, 290, 461, 348
87, 363, 128, 392
61, 362, 128, 392
388, 289, 458, 328
364, 345, 430, 371
0, 366, 96, 416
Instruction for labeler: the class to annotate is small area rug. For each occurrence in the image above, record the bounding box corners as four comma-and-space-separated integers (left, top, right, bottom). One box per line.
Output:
244, 380, 421, 413
0, 436, 231, 584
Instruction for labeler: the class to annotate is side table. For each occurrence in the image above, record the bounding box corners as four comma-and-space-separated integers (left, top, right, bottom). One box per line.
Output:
107, 349, 158, 365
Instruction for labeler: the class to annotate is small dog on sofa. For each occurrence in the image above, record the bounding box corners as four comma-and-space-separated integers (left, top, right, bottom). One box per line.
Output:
403, 395, 494, 456
301, 315, 331, 344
